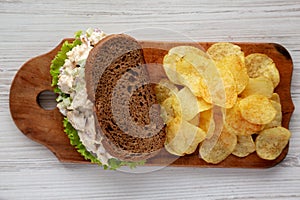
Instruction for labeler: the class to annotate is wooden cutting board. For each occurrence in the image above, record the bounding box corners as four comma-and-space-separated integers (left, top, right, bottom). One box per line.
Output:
9, 39, 294, 168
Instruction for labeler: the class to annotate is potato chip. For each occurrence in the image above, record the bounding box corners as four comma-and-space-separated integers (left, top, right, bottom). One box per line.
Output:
245, 53, 280, 87
207, 42, 245, 62
232, 135, 255, 157
164, 142, 183, 156
163, 53, 182, 85
226, 100, 264, 136
189, 113, 200, 127
165, 45, 234, 108
177, 87, 202, 121
188, 62, 237, 108
240, 76, 274, 98
165, 117, 184, 156
159, 44, 289, 163
197, 97, 212, 112
175, 57, 205, 97
154, 79, 179, 104
205, 42, 250, 95
165, 118, 206, 155
270, 93, 280, 103
239, 94, 276, 125
175, 56, 219, 105
213, 58, 238, 108
161, 94, 181, 124
184, 124, 207, 154
216, 55, 249, 94
167, 46, 218, 100
256, 127, 291, 160
200, 127, 237, 164
199, 109, 215, 139
176, 59, 214, 106
199, 109, 212, 132
166, 117, 181, 135
264, 100, 282, 129
169, 45, 212, 68
160, 106, 171, 124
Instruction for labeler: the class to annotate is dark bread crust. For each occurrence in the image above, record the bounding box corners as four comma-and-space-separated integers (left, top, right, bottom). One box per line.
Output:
85, 34, 165, 161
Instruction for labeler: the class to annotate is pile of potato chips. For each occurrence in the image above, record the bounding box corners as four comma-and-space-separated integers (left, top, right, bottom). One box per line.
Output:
156, 42, 291, 164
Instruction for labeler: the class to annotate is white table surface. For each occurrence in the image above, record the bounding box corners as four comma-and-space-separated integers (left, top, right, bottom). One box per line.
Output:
1, 0, 300, 199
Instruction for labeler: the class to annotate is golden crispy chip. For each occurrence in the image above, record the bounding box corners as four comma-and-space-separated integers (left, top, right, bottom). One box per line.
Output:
264, 100, 282, 129
232, 135, 255, 157
270, 93, 280, 103
155, 79, 179, 104
188, 100, 212, 126
166, 45, 232, 108
216, 55, 249, 94
175, 56, 215, 105
207, 42, 245, 62
165, 118, 206, 156
200, 127, 237, 164
193, 60, 238, 108
169, 45, 211, 68
184, 124, 207, 154
160, 94, 181, 124
166, 117, 181, 136
189, 113, 200, 127
239, 94, 276, 125
176, 57, 205, 97
197, 97, 212, 112
177, 87, 202, 121
206, 43, 246, 106
240, 76, 274, 98
165, 117, 184, 156
160, 44, 289, 163
199, 109, 215, 139
245, 53, 280, 88
175, 55, 220, 108
163, 53, 182, 85
164, 142, 182, 156
207, 42, 246, 96
169, 45, 213, 80
199, 109, 212, 132
256, 127, 291, 160
226, 100, 264, 136
167, 46, 220, 103
213, 58, 238, 108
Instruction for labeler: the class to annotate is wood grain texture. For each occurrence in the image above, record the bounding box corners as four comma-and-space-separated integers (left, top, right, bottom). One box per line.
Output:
9, 40, 294, 169
1, 0, 300, 199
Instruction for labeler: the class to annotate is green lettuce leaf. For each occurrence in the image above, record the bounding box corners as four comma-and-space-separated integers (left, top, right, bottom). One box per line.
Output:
50, 35, 82, 93
63, 117, 145, 170
108, 158, 146, 170
63, 118, 104, 166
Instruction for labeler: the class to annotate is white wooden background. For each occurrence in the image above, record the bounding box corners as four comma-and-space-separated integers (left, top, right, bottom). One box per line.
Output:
1, 0, 300, 199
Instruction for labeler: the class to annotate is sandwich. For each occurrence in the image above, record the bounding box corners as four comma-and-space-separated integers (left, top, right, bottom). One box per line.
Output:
50, 28, 165, 169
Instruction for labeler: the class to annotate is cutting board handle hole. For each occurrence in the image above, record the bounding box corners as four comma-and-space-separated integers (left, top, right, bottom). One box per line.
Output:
37, 90, 57, 110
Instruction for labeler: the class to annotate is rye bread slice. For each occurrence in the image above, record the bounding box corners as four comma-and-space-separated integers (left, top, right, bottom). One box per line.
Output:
85, 34, 165, 161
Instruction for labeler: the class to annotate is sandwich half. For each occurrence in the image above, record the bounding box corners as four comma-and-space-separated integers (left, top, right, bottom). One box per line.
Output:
50, 28, 165, 169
